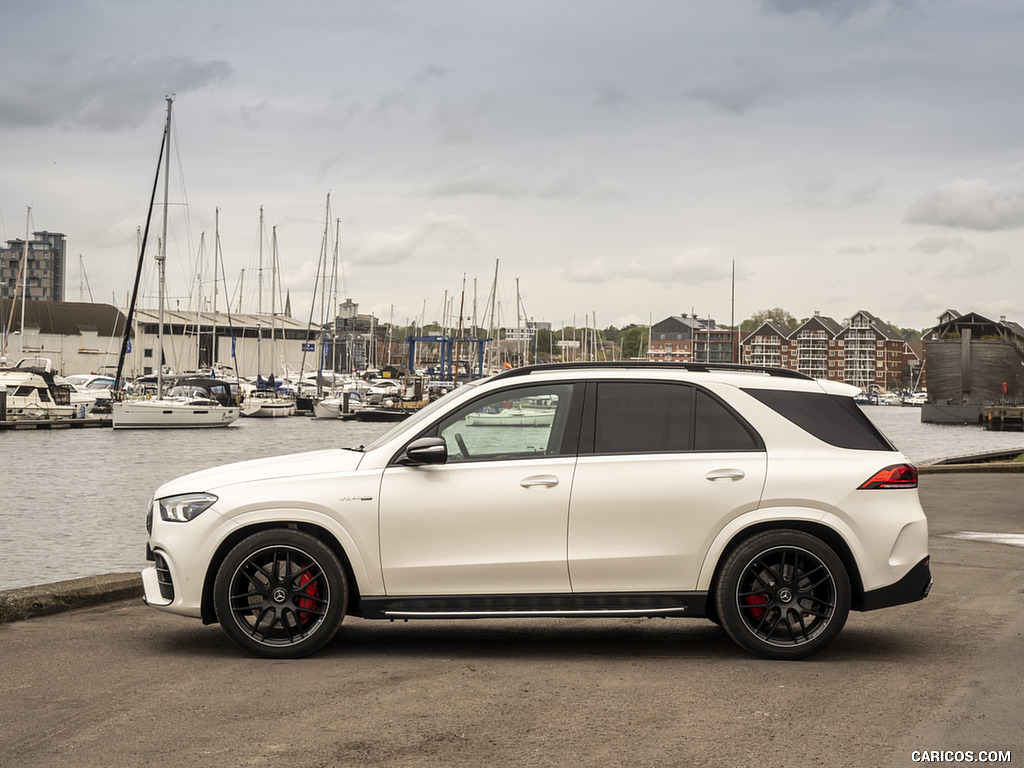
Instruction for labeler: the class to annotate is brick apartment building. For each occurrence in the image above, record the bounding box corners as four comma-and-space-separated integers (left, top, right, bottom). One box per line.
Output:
740, 310, 920, 390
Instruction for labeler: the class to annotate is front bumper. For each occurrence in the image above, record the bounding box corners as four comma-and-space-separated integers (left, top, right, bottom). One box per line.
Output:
860, 556, 932, 611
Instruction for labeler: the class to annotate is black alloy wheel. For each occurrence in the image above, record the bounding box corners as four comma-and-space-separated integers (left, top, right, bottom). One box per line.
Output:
715, 529, 850, 660
214, 529, 347, 659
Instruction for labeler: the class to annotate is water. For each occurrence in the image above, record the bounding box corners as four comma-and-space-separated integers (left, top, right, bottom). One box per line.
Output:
2, 407, 1022, 591
0, 418, 391, 591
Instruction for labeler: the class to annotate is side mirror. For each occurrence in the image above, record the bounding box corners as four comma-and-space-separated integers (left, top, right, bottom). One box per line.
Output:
398, 437, 448, 466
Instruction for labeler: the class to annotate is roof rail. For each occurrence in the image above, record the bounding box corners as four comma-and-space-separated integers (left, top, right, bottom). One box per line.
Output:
490, 361, 813, 381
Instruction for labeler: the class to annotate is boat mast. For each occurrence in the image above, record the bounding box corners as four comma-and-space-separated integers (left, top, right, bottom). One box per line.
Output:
271, 225, 278, 378
195, 231, 204, 372
113, 98, 169, 398
257, 207, 264, 378
212, 207, 220, 372
156, 96, 173, 397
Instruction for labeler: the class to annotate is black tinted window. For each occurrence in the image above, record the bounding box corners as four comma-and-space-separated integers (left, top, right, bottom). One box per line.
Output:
742, 389, 893, 451
694, 390, 762, 451
595, 382, 692, 453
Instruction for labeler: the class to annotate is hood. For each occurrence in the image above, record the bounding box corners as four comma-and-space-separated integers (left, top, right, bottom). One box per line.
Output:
154, 448, 365, 498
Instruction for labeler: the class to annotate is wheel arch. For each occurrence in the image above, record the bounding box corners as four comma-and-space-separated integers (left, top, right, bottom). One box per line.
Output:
704, 519, 867, 612
200, 521, 361, 625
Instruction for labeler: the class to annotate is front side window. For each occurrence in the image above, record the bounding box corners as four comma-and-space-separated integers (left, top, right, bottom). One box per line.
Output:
433, 383, 577, 463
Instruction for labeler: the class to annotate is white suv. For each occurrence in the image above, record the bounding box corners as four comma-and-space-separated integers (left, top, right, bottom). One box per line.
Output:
142, 363, 931, 660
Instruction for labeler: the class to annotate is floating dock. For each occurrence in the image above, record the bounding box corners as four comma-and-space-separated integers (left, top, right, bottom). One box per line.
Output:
983, 406, 1024, 431
0, 418, 111, 431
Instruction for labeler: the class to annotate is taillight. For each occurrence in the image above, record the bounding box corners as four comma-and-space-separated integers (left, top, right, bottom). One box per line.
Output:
858, 464, 918, 489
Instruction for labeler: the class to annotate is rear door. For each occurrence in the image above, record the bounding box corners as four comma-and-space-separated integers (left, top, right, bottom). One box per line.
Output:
567, 381, 767, 592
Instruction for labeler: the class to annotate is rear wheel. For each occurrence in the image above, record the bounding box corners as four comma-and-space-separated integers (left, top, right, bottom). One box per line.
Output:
715, 530, 850, 660
213, 529, 347, 658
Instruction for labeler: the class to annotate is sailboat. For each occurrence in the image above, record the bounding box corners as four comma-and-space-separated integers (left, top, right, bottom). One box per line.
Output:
243, 211, 296, 418
111, 96, 240, 429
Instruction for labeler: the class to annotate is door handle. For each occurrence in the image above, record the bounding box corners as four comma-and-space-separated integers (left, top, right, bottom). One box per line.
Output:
521, 474, 559, 488
706, 469, 745, 482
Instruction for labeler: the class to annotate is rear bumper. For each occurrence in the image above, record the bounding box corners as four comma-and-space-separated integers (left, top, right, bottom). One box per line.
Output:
860, 556, 932, 611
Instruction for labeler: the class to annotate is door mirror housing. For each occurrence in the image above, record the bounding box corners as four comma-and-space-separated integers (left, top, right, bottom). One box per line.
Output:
399, 437, 448, 466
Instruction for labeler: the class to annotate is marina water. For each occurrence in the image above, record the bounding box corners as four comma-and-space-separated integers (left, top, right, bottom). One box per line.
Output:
3, 407, 1023, 591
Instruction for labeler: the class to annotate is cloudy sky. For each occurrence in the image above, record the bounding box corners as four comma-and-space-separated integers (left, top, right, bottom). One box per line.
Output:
3, 0, 1023, 333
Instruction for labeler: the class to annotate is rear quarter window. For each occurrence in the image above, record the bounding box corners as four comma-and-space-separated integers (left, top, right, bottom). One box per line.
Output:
742, 389, 894, 451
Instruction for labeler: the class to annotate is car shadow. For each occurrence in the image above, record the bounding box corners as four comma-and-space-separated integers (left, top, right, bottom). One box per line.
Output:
147, 615, 929, 663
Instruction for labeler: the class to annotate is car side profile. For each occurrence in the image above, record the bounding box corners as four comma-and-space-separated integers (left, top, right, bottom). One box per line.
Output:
141, 362, 931, 660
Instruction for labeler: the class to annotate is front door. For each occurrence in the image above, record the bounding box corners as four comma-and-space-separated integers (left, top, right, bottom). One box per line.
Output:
379, 382, 580, 596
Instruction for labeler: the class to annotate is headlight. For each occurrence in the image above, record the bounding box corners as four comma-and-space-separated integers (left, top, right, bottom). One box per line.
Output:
158, 492, 218, 523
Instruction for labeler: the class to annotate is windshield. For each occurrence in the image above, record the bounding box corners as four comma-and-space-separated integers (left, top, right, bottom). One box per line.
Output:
360, 382, 482, 451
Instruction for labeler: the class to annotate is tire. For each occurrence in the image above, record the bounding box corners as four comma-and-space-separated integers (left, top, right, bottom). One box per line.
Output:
213, 529, 348, 659
715, 529, 850, 661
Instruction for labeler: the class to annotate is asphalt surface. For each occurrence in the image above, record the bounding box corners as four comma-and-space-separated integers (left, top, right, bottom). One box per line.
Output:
1, 473, 1022, 768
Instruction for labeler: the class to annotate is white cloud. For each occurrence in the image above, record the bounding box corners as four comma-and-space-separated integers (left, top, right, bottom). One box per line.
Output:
904, 179, 1024, 231
351, 213, 474, 266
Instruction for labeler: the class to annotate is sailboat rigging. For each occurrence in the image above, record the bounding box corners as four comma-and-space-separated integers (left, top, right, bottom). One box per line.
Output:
111, 96, 240, 429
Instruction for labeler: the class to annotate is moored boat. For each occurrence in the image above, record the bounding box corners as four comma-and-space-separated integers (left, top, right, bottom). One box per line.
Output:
0, 359, 79, 421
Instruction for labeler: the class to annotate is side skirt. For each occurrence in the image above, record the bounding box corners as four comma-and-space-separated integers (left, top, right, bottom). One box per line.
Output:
357, 592, 708, 620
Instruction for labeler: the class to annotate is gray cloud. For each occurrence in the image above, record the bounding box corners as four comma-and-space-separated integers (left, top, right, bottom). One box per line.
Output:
0, 55, 232, 130
909, 235, 973, 254
592, 79, 639, 111
907, 234, 1009, 280
682, 62, 787, 115
370, 65, 449, 123
837, 243, 878, 255
904, 179, 1024, 231
561, 248, 733, 286
422, 162, 625, 203
760, 0, 919, 22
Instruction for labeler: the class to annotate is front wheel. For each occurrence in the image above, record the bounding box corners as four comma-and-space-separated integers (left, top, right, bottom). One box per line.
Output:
213, 529, 347, 658
715, 530, 850, 660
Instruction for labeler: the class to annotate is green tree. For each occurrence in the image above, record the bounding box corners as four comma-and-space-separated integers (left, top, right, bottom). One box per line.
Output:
618, 326, 647, 359
740, 308, 798, 332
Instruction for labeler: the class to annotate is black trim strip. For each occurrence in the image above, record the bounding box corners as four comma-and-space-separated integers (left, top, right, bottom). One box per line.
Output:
859, 556, 932, 611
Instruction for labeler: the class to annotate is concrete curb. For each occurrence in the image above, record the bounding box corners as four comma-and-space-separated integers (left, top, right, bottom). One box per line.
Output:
918, 463, 1024, 474
0, 572, 142, 624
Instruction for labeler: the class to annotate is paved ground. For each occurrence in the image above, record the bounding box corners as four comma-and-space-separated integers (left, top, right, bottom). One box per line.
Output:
1, 473, 1022, 768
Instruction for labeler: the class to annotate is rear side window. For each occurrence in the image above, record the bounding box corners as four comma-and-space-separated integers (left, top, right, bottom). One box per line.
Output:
595, 382, 691, 453
590, 382, 763, 454
742, 389, 894, 451
694, 390, 762, 451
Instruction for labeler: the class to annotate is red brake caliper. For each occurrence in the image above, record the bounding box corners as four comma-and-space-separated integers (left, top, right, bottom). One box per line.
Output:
746, 592, 768, 620
297, 572, 318, 624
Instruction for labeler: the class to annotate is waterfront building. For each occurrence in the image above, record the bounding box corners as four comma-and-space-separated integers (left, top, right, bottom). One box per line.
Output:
1, 232, 66, 303
0, 298, 324, 380
786, 312, 844, 380
921, 310, 1024, 422
838, 310, 917, 391
325, 299, 388, 372
0, 299, 125, 372
739, 309, 920, 390
741, 320, 793, 368
648, 314, 736, 363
